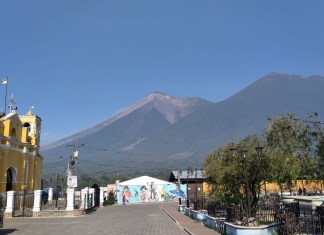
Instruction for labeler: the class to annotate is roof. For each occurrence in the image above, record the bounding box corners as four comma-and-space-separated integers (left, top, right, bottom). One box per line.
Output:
1, 112, 17, 121
171, 170, 205, 180
119, 176, 175, 186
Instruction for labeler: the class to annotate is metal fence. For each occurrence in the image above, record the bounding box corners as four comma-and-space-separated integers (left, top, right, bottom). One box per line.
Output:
207, 203, 227, 218
32, 190, 92, 211
0, 194, 5, 227
206, 199, 324, 235
41, 190, 66, 211
278, 212, 324, 235
0, 194, 6, 210
73, 192, 94, 210
13, 191, 34, 217
255, 203, 278, 223
74, 192, 83, 209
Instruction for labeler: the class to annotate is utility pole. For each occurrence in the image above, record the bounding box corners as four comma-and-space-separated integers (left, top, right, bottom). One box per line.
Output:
70, 144, 76, 176
66, 143, 84, 176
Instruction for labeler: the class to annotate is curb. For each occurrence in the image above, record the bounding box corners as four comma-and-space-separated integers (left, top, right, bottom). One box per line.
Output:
162, 206, 194, 235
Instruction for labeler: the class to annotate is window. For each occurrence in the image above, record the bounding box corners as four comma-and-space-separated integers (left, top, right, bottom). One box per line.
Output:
11, 128, 16, 138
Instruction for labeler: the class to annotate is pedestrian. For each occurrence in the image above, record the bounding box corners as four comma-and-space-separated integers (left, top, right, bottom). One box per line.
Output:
303, 187, 307, 195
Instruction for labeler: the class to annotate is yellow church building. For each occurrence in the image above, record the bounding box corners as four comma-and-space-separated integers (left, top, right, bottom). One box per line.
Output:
0, 108, 43, 194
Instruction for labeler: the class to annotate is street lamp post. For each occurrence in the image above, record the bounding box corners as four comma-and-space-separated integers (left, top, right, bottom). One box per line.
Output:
241, 149, 251, 223
195, 168, 198, 202
230, 147, 262, 226
200, 168, 204, 209
177, 169, 182, 205
186, 169, 193, 208
255, 146, 263, 194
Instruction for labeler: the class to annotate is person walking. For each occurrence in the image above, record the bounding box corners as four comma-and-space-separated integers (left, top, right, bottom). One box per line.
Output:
122, 195, 126, 205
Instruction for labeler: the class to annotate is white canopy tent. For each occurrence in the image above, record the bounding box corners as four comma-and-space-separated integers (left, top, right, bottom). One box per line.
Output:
119, 175, 175, 186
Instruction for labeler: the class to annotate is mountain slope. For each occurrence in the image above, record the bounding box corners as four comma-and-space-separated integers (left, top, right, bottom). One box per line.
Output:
42, 91, 205, 151
135, 73, 324, 160
42, 92, 211, 164
41, 73, 324, 176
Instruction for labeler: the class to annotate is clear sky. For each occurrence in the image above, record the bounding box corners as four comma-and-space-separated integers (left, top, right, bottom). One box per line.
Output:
1, 1, 324, 146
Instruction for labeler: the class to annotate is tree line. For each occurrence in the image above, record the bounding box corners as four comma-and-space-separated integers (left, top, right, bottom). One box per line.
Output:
203, 112, 324, 212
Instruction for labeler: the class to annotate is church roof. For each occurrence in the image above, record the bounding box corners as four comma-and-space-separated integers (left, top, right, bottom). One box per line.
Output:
1, 112, 17, 120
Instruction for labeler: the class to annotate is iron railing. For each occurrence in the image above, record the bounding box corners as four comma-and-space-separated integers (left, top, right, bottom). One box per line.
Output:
13, 191, 34, 217
206, 198, 324, 235
41, 190, 66, 211
0, 194, 6, 210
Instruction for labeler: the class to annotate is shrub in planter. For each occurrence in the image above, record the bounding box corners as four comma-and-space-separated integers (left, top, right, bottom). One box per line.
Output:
104, 191, 116, 206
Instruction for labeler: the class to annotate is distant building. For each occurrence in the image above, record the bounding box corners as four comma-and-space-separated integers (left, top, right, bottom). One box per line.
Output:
0, 108, 42, 194
169, 170, 206, 203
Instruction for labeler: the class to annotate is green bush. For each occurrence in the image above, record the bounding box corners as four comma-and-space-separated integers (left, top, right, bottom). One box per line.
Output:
104, 190, 116, 206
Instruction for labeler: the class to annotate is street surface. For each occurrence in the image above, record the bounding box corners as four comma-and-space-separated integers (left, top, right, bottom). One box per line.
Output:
1, 203, 188, 235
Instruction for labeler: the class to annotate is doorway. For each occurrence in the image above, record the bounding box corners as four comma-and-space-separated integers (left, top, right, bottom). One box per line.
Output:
6, 168, 13, 191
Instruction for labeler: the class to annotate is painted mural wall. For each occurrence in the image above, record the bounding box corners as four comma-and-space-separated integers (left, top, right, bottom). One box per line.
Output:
116, 184, 187, 204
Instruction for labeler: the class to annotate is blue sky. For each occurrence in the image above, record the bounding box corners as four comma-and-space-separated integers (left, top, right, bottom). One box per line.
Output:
1, 1, 324, 146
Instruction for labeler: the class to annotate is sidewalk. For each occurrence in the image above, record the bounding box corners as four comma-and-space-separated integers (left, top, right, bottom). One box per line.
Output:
162, 203, 220, 235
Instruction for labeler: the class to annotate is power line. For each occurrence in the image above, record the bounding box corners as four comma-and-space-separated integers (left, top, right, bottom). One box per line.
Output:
81, 146, 110, 151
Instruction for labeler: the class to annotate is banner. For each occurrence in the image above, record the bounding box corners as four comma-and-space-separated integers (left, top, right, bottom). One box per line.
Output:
67, 176, 77, 188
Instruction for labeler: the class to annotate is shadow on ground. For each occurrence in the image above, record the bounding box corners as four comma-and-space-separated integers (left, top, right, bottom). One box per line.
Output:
0, 229, 18, 235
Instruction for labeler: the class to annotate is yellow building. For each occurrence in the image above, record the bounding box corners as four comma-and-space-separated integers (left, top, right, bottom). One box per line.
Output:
0, 108, 42, 193
203, 180, 324, 196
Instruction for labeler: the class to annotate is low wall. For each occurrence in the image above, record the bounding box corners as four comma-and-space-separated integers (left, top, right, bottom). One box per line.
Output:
183, 207, 208, 222
184, 206, 280, 235
4, 212, 13, 218
184, 207, 191, 217
191, 209, 207, 222
203, 213, 279, 235
178, 205, 186, 214
32, 207, 97, 217
204, 215, 225, 231
225, 222, 279, 235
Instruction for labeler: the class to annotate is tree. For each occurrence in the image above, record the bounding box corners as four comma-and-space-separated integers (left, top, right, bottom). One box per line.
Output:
265, 113, 319, 196
204, 146, 242, 204
204, 135, 265, 215
316, 130, 324, 190
204, 112, 323, 222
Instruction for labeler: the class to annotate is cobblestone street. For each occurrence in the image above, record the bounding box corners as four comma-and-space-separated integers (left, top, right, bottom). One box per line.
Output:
1, 203, 188, 235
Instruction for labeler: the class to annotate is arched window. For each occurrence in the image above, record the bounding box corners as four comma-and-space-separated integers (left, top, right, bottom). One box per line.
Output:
6, 167, 17, 191
11, 128, 16, 138
23, 123, 31, 142
23, 123, 31, 132
6, 168, 13, 191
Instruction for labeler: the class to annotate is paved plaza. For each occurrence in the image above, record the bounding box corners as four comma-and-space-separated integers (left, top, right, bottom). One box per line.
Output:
1, 203, 217, 235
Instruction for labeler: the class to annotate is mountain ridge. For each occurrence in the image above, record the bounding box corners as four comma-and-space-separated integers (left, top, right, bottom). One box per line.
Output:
41, 72, 324, 176
42, 91, 208, 151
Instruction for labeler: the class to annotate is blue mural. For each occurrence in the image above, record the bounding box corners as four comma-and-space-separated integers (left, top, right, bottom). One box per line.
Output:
117, 184, 187, 204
